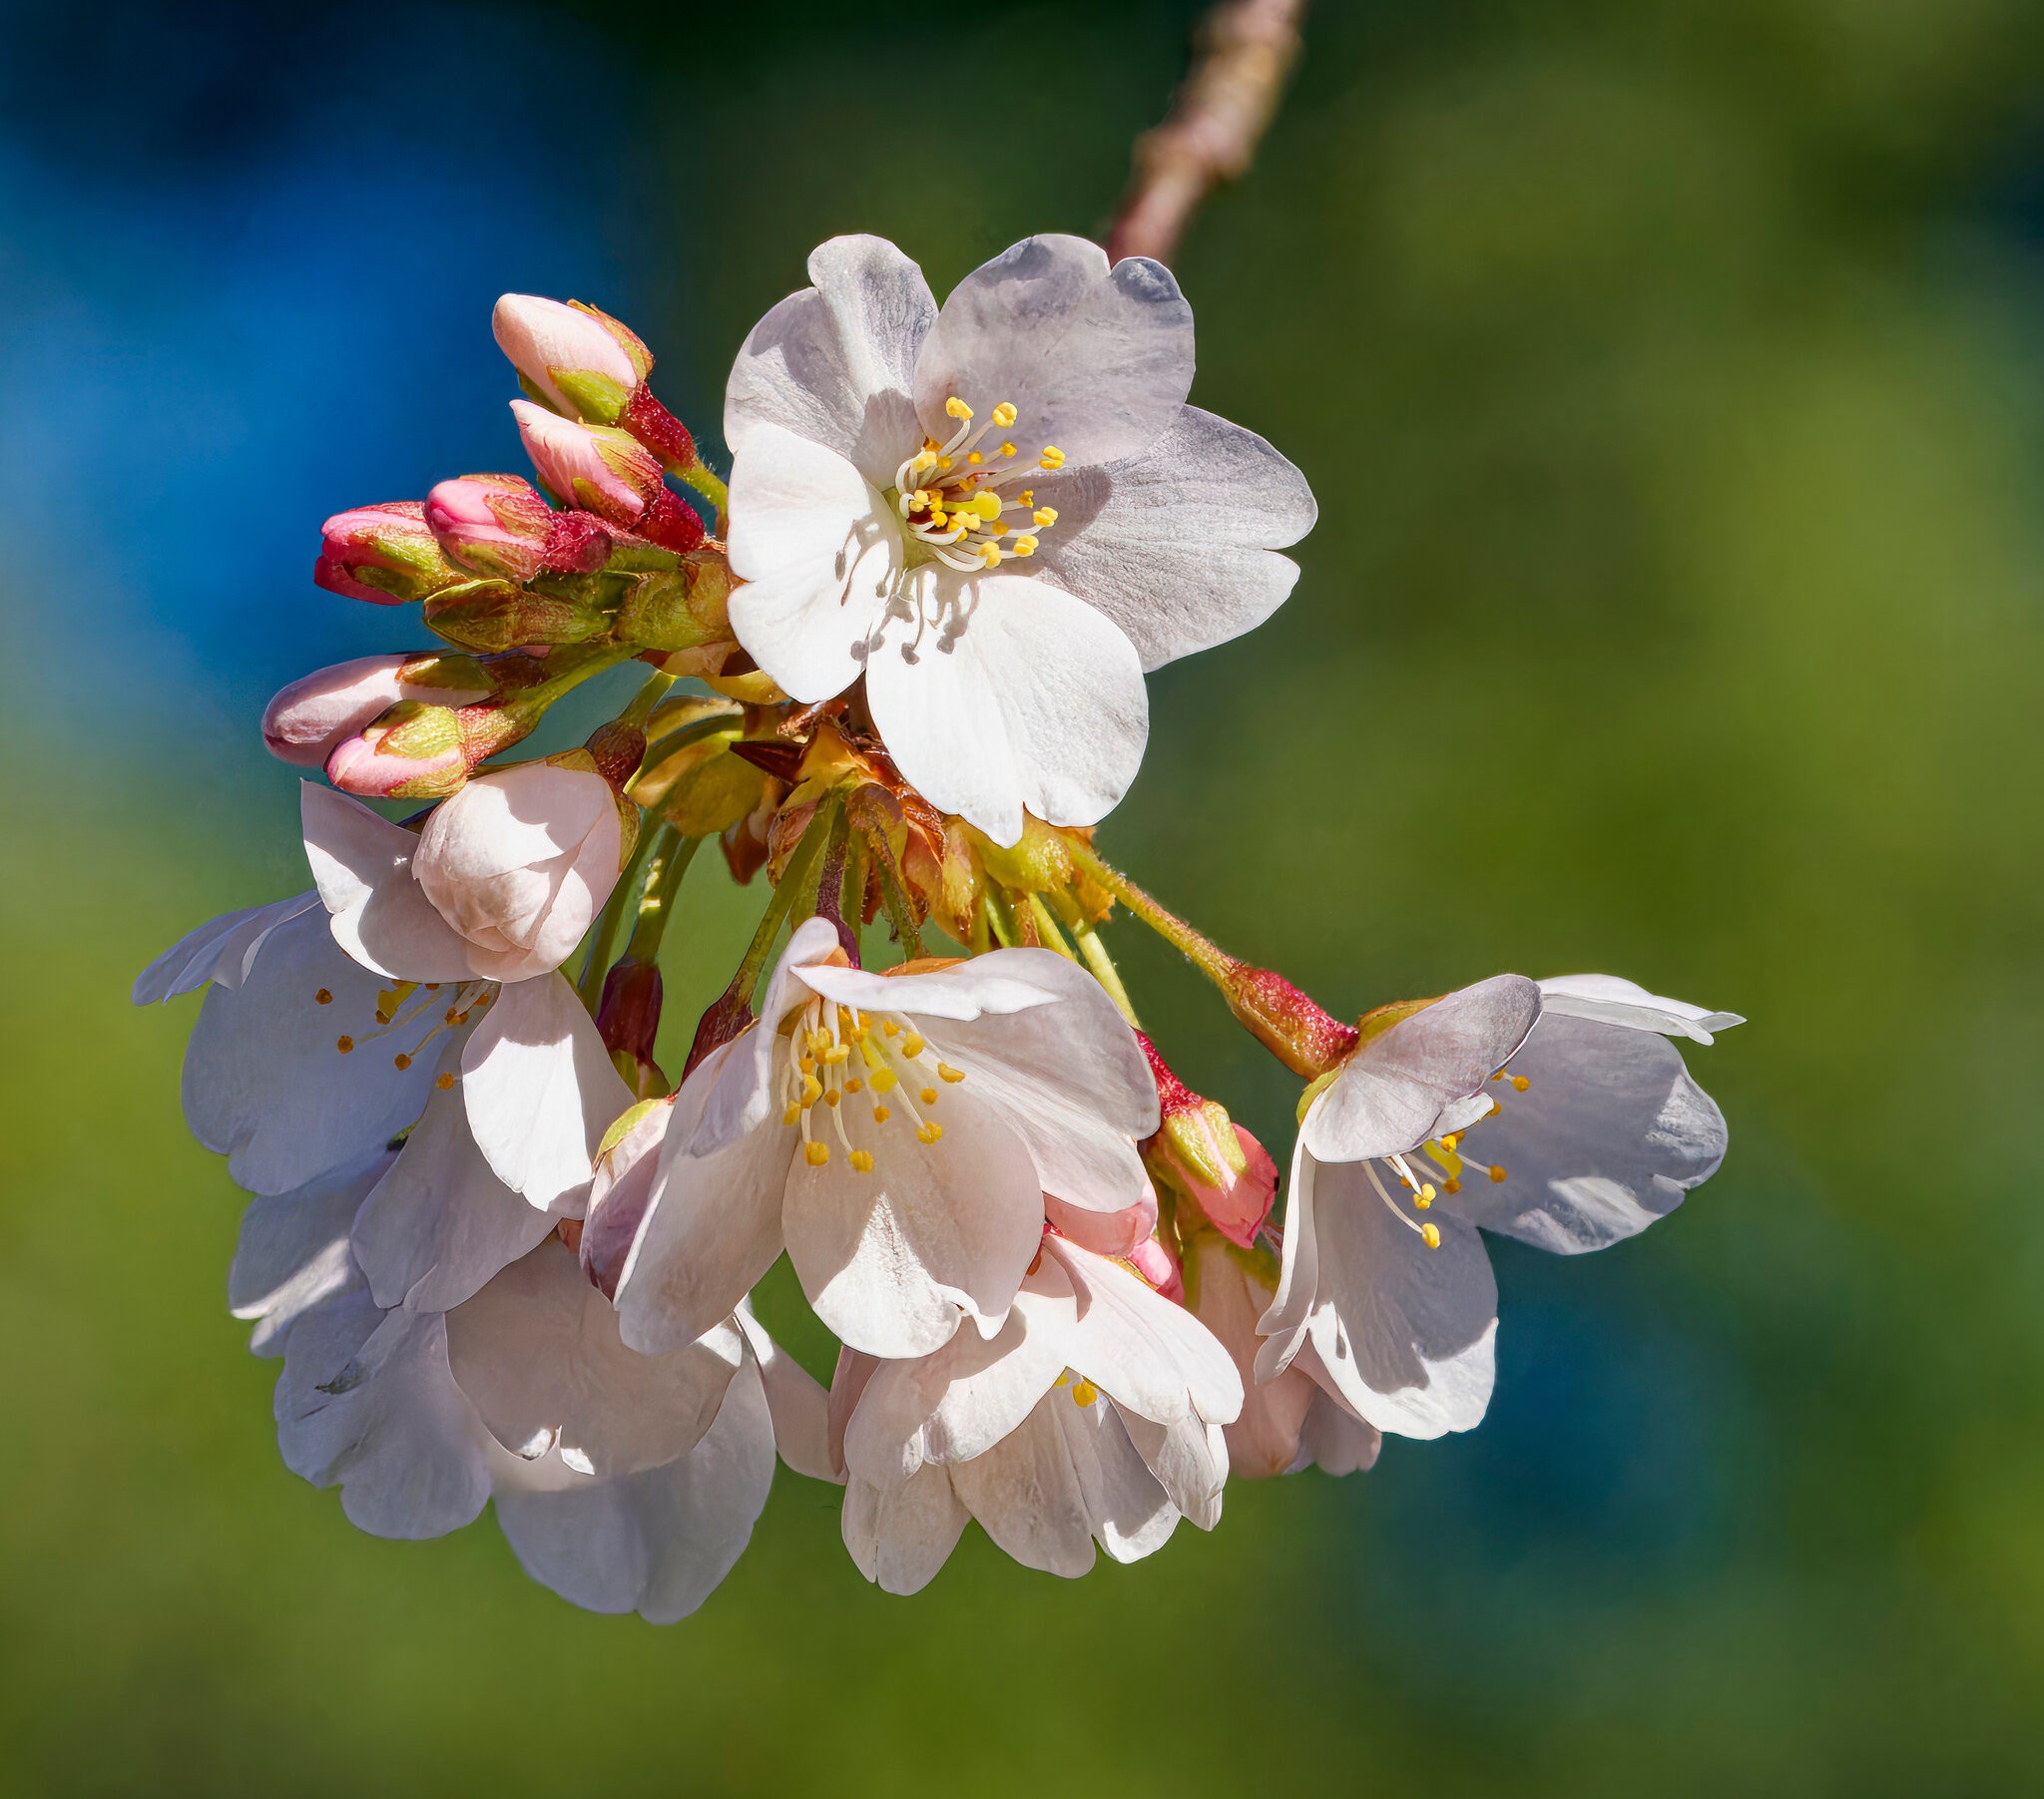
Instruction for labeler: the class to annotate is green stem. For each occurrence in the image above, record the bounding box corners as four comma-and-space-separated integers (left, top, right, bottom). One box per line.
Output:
678, 463, 730, 526
619, 668, 678, 729
1026, 893, 1079, 963
1065, 839, 1236, 987
622, 828, 701, 964
576, 821, 662, 1010
1073, 921, 1142, 1030
516, 644, 631, 719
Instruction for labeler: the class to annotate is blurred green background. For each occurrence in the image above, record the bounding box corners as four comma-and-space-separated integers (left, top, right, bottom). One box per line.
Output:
6, 0, 2044, 1790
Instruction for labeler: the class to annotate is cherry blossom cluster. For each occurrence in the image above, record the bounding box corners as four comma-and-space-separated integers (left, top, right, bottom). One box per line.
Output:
138, 234, 1741, 1619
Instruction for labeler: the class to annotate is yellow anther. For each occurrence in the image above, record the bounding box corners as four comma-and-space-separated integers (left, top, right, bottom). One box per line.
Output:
1070, 1379, 1099, 1407
872, 1105, 891, 1124
1011, 535, 1038, 556
882, 1021, 900, 1036
436, 1072, 456, 1091
901, 1034, 924, 1058
444, 1008, 463, 1027
870, 1068, 897, 1094
799, 1054, 817, 1076
920, 1087, 938, 1105
1053, 1370, 1072, 1387
991, 402, 1018, 427
803, 1140, 830, 1166
393, 1053, 412, 1071
936, 456, 952, 471
846, 1078, 863, 1094
967, 451, 983, 465
916, 1122, 945, 1144
1038, 446, 1065, 469
999, 441, 1017, 457
335, 1035, 354, 1054
973, 492, 1002, 520
314, 988, 333, 1005
1018, 489, 1034, 504
978, 543, 1004, 566
1420, 1222, 1441, 1249
1032, 506, 1058, 527
1488, 1163, 1509, 1183
823, 1089, 841, 1108
822, 1045, 852, 1065
1415, 1184, 1435, 1208
782, 1104, 801, 1127
911, 451, 937, 473
374, 1013, 391, 1027
1443, 1177, 1462, 1194
849, 1149, 874, 1173
801, 1076, 822, 1106
1511, 1075, 1530, 1093
929, 511, 949, 530
945, 396, 974, 420
937, 1063, 965, 1084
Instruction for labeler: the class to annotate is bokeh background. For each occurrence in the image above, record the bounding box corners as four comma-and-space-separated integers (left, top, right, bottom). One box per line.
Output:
4, 0, 2043, 1790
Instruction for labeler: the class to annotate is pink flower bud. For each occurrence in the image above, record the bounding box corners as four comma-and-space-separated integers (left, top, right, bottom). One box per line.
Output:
493, 294, 650, 424
324, 701, 470, 799
511, 401, 705, 554
1151, 1102, 1278, 1248
312, 501, 461, 606
1126, 1234, 1184, 1302
262, 653, 491, 767
411, 759, 626, 982
1044, 1189, 1157, 1259
424, 473, 558, 582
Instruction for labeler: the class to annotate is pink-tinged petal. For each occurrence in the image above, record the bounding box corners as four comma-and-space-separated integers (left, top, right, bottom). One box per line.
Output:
726, 423, 901, 704
783, 1088, 1044, 1359
725, 234, 937, 487
947, 1400, 1097, 1578
687, 917, 842, 1158
614, 1046, 789, 1355
459, 972, 632, 1212
492, 1353, 776, 1624
300, 782, 481, 983
1300, 1153, 1499, 1440
1292, 1338, 1383, 1476
581, 1095, 674, 1297
1301, 975, 1542, 1164
134, 891, 320, 1005
735, 1301, 837, 1484
352, 1075, 556, 1312
841, 1466, 970, 1596
446, 1242, 742, 1478
1186, 1234, 1311, 1481
1045, 1188, 1156, 1258
864, 570, 1148, 848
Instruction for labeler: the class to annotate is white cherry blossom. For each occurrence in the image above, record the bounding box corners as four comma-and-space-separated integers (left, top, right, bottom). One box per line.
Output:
831, 1232, 1243, 1593
1258, 974, 1737, 1440
724, 233, 1315, 845
604, 918, 1158, 1362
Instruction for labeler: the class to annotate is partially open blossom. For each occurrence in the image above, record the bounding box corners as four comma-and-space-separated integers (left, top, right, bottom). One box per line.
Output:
833, 1232, 1242, 1592
324, 701, 470, 799
494, 293, 650, 424
313, 501, 462, 605
1258, 974, 1737, 1440
723, 233, 1315, 844
604, 918, 1158, 1362
261, 653, 491, 769
426, 473, 563, 582
1139, 1041, 1277, 1248
511, 400, 705, 553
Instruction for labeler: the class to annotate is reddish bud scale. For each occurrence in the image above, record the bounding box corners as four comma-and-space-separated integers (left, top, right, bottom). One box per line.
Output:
584, 720, 648, 790
541, 510, 614, 573
597, 959, 664, 1065
623, 385, 701, 472
1138, 1032, 1201, 1118
1223, 965, 1360, 1079
639, 489, 707, 554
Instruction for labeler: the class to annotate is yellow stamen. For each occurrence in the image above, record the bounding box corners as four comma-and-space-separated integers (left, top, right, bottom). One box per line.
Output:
803, 1140, 830, 1166
393, 1054, 412, 1071
999, 441, 1017, 457
873, 1105, 891, 1124
900, 1034, 923, 1058
978, 542, 1003, 566
1511, 1075, 1530, 1092
1414, 1184, 1435, 1208
436, 1072, 456, 1091
916, 1123, 944, 1144
1011, 535, 1038, 556
1488, 1164, 1508, 1183
991, 402, 1018, 427
945, 396, 973, 420
782, 1104, 801, 1127
1038, 446, 1065, 469
1070, 1379, 1099, 1407
335, 1036, 353, 1054
1032, 506, 1058, 527
849, 1149, 874, 1173
966, 451, 982, 464
1420, 1222, 1441, 1249
937, 1063, 965, 1084
314, 988, 333, 1005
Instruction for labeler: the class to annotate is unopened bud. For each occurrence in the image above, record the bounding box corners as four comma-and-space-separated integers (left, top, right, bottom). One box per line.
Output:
614, 556, 732, 652
511, 401, 705, 553
493, 294, 650, 425
1138, 1035, 1278, 1247
424, 473, 558, 583
325, 701, 469, 799
261, 653, 490, 768
421, 582, 612, 654
597, 958, 667, 1099
312, 502, 461, 606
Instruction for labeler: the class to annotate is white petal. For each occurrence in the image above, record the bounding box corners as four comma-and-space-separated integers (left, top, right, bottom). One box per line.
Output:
1048, 1236, 1242, 1426
445, 1242, 743, 1479
915, 234, 1193, 468
1118, 1407, 1225, 1533
735, 1301, 837, 1484
229, 1151, 384, 1356
687, 917, 842, 1158
864, 571, 1148, 847
782, 1089, 1044, 1359
352, 1075, 557, 1311
1301, 1154, 1499, 1439
1536, 973, 1746, 1045
1187, 1235, 1310, 1480
841, 1465, 969, 1595
134, 891, 320, 1004
460, 973, 632, 1212
300, 782, 482, 983
726, 424, 902, 704
1301, 975, 1542, 1163
1297, 1382, 1383, 1477
1030, 406, 1315, 671
1255, 1134, 1321, 1383
1443, 1012, 1729, 1253
1055, 1396, 1180, 1561
614, 1052, 789, 1355
948, 1398, 1096, 1578
494, 1353, 776, 1623
273, 1294, 494, 1539
182, 909, 444, 1194
580, 1095, 673, 1296
725, 234, 936, 487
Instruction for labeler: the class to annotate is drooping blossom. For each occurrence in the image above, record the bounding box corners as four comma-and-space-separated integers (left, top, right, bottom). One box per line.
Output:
1258, 975, 1737, 1439
831, 1232, 1243, 1592
723, 233, 1316, 845
599, 919, 1158, 1361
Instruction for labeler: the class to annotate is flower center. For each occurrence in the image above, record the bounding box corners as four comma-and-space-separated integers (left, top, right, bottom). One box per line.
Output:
318, 975, 494, 1080
1364, 1069, 1526, 1249
889, 396, 1063, 575
777, 996, 966, 1170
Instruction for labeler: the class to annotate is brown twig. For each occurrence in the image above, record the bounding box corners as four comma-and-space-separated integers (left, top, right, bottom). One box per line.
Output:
1105, 0, 1308, 266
